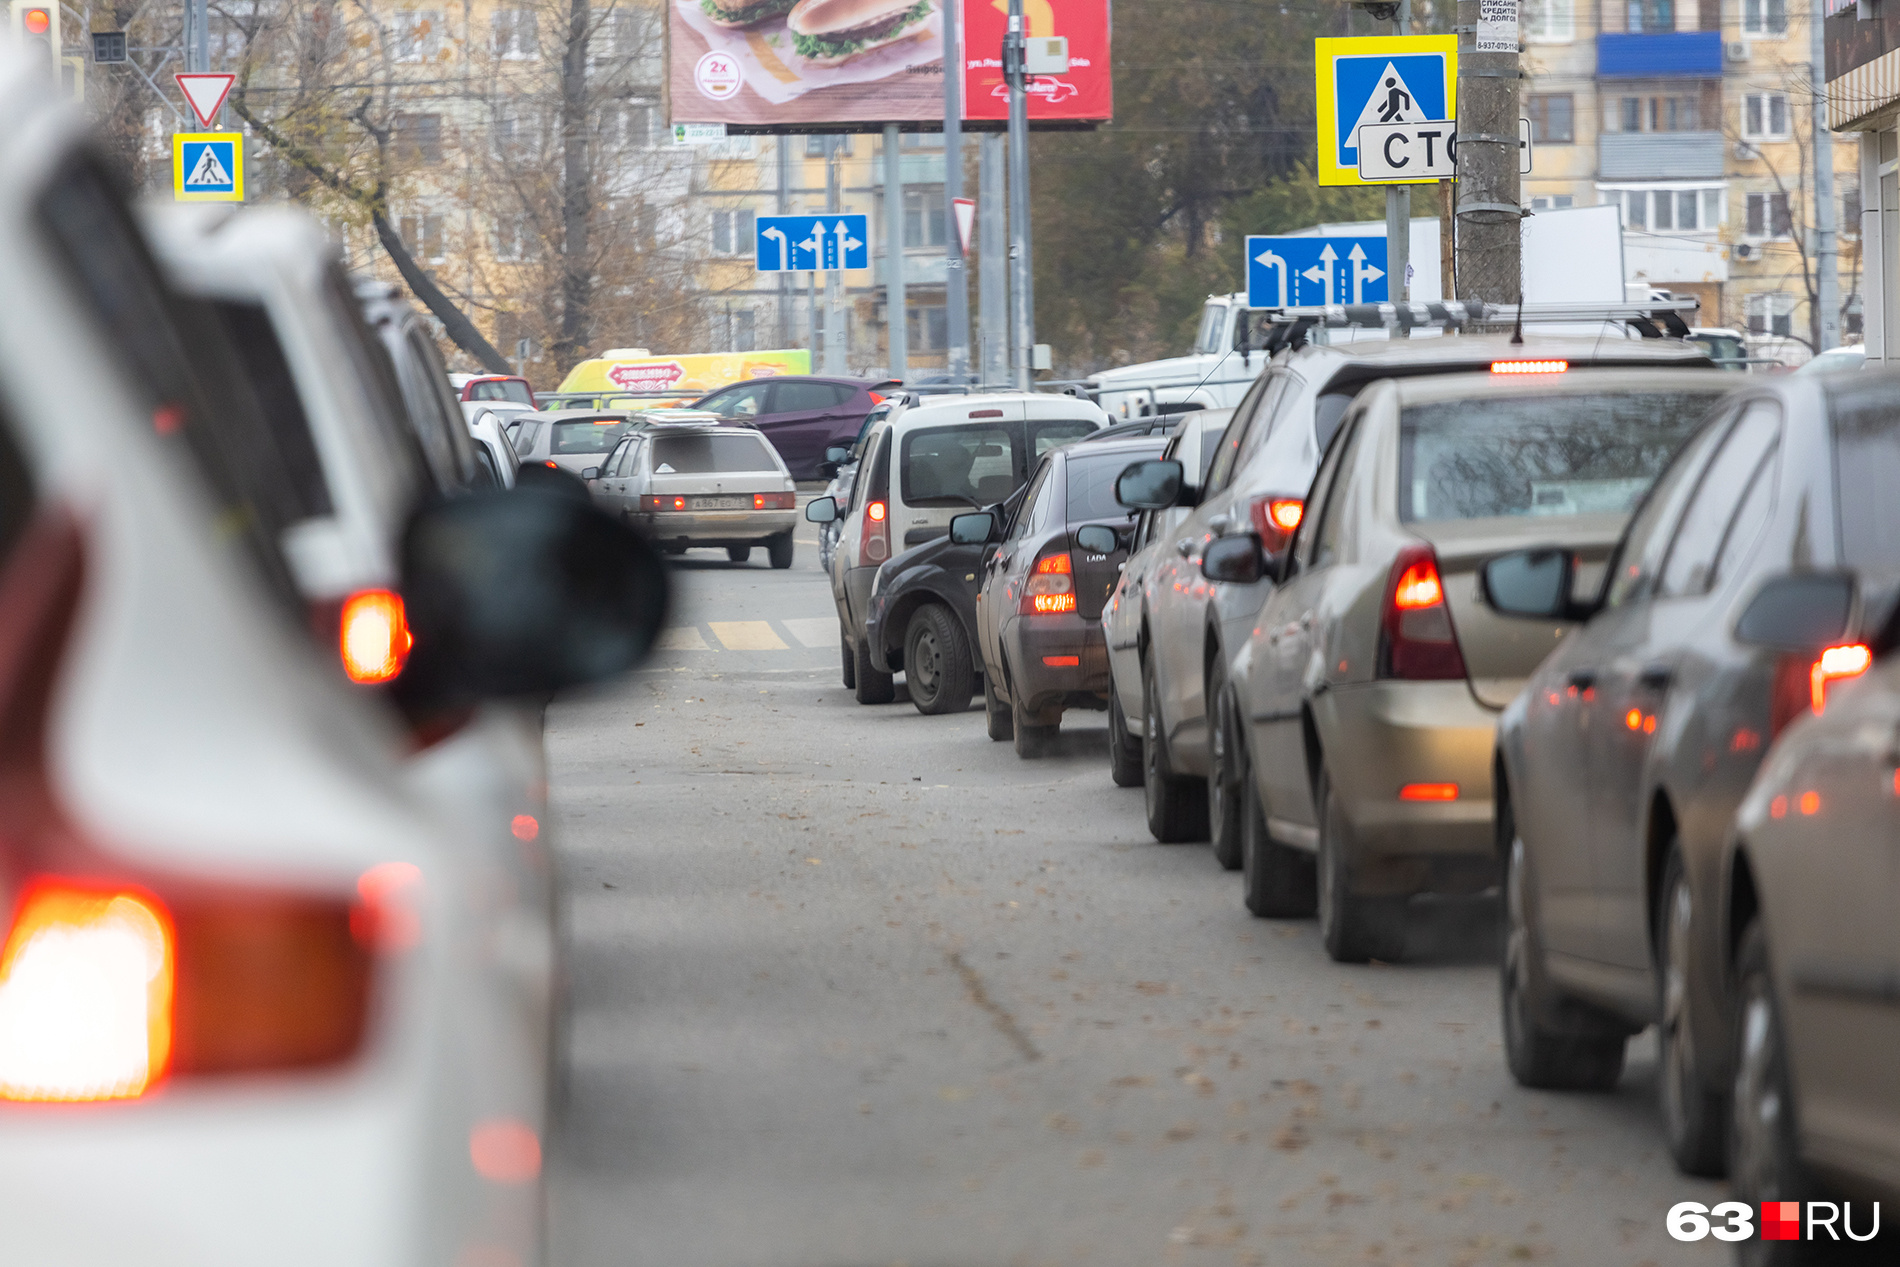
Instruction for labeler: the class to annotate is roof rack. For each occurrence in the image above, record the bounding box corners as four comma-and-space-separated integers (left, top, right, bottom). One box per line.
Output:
1247, 298, 1700, 353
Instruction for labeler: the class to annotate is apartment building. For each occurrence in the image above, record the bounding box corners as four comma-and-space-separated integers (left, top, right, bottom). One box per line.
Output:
1522, 0, 1859, 353
1826, 0, 1900, 362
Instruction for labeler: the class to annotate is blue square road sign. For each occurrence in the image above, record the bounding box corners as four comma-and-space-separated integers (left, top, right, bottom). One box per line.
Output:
1245, 236, 1388, 309
755, 214, 870, 273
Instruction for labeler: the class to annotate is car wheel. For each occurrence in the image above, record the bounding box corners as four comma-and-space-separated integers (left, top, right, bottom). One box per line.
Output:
1500, 812, 1627, 1090
727, 545, 752, 564
853, 634, 895, 705
984, 675, 1015, 741
1107, 686, 1142, 788
1729, 918, 1808, 1267
1658, 846, 1727, 1176
1142, 655, 1208, 843
840, 623, 856, 689
1240, 743, 1316, 917
1316, 764, 1407, 963
1012, 681, 1059, 759
1206, 658, 1243, 871
767, 531, 795, 570
906, 605, 974, 716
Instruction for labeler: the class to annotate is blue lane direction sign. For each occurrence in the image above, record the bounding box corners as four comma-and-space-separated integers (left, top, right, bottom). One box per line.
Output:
755, 214, 870, 273
1246, 235, 1388, 308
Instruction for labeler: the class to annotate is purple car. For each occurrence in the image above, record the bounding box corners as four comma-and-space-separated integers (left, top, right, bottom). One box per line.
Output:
690, 375, 891, 480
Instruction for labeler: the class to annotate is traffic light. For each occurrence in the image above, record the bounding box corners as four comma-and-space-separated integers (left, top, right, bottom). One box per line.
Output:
7, 2, 59, 83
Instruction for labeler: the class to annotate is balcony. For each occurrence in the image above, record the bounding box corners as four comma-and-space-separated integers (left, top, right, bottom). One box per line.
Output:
1599, 131, 1725, 180
1597, 31, 1723, 78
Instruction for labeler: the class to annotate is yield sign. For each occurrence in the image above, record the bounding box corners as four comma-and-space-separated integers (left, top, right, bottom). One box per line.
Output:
952, 197, 975, 255
175, 73, 235, 128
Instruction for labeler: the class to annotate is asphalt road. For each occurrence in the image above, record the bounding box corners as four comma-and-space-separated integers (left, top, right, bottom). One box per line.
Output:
543, 540, 1729, 1267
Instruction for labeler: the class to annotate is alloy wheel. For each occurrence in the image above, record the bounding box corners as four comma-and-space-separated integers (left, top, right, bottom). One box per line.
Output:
1732, 981, 1787, 1208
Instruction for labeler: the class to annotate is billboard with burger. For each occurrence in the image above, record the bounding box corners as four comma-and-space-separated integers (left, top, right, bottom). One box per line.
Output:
668, 0, 1112, 129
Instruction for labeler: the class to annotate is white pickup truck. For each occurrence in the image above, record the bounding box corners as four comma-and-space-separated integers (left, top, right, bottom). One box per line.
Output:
1085, 293, 1263, 420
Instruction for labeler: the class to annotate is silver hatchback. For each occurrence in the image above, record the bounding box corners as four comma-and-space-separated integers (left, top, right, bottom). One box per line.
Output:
589, 423, 800, 567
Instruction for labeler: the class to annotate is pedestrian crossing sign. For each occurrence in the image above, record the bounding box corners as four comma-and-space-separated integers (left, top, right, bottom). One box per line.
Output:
1313, 35, 1457, 187
173, 132, 243, 202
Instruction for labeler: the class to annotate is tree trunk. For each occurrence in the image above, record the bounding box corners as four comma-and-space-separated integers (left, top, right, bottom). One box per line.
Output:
556, 0, 593, 370
371, 213, 514, 373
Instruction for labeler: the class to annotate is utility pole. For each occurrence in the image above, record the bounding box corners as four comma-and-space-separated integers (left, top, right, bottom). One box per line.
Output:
1454, 0, 1521, 302
1003, 0, 1034, 388
824, 135, 847, 374
883, 124, 908, 379
777, 138, 792, 348
942, 0, 971, 380
979, 134, 1009, 385
1385, 0, 1412, 334
1812, 4, 1840, 351
185, 0, 209, 73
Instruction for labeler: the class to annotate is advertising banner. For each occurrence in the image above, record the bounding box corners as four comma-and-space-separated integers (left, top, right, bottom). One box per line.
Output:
668, 0, 1112, 130
556, 350, 812, 406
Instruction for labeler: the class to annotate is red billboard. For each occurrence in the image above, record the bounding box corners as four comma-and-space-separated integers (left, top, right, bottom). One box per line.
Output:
961, 0, 1112, 124
666, 0, 1111, 129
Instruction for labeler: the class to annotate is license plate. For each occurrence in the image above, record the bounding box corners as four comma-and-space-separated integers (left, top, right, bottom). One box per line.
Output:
693, 496, 749, 510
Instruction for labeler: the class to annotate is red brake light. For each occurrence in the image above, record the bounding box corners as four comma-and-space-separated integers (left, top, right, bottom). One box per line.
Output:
1490, 360, 1568, 375
1248, 495, 1304, 549
544, 460, 558, 469
1035, 553, 1072, 574
1771, 642, 1874, 738
867, 392, 885, 405
868, 501, 886, 522
1398, 782, 1459, 802
1023, 551, 1077, 614
23, 9, 49, 34
1378, 544, 1466, 680
339, 589, 411, 684
1812, 643, 1872, 713
1042, 655, 1080, 667
752, 492, 795, 510
858, 501, 890, 566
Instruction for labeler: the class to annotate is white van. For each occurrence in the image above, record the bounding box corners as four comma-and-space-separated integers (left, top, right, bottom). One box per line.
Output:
806, 391, 1108, 700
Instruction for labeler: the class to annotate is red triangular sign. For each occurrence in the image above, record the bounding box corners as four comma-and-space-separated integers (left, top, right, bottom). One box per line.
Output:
952, 197, 975, 256
175, 74, 235, 128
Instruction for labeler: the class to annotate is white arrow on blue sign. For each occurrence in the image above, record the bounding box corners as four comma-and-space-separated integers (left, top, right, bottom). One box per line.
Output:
756, 214, 870, 273
1246, 235, 1388, 308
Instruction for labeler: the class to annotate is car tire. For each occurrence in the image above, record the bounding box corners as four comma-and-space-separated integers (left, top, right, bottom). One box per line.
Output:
1107, 687, 1142, 788
1206, 658, 1244, 871
853, 635, 895, 705
841, 624, 857, 689
1240, 744, 1316, 917
727, 545, 752, 564
767, 531, 795, 570
984, 676, 1015, 741
1500, 807, 1628, 1091
1142, 655, 1208, 843
1012, 682, 1059, 759
1658, 846, 1727, 1177
906, 605, 974, 716
1729, 918, 1809, 1267
1316, 765, 1407, 963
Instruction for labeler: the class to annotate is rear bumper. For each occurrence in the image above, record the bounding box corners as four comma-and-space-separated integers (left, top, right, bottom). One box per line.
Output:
1319, 680, 1500, 896
633, 509, 795, 546
1004, 614, 1111, 715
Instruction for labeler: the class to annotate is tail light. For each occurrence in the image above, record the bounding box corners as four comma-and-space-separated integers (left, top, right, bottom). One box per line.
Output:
1770, 643, 1873, 738
858, 500, 890, 567
867, 392, 886, 405
1378, 543, 1466, 680
752, 492, 796, 510
339, 589, 411, 685
643, 495, 688, 512
1022, 551, 1077, 615
1490, 360, 1568, 375
1399, 782, 1460, 802
1248, 495, 1304, 550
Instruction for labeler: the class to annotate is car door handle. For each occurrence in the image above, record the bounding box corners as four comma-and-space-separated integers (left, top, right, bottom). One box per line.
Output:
1638, 665, 1673, 692
1175, 539, 1194, 557
1566, 669, 1597, 691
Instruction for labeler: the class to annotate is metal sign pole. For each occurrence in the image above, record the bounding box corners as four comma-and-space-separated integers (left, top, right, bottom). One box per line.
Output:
979, 134, 1009, 385
778, 139, 793, 348
1386, 0, 1411, 335
943, 0, 971, 381
824, 136, 847, 374
884, 123, 908, 380
1004, 0, 1033, 389
186, 0, 208, 73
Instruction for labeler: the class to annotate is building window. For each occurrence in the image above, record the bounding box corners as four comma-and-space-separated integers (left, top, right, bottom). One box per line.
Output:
712, 209, 755, 255
1528, 94, 1574, 144
1844, 186, 1862, 237
1605, 186, 1725, 232
1746, 292, 1795, 337
394, 112, 443, 165
493, 107, 544, 158
1742, 93, 1789, 140
1627, 0, 1673, 33
398, 213, 445, 264
605, 101, 653, 148
1523, 0, 1575, 40
907, 305, 948, 351
1745, 191, 1792, 238
1530, 195, 1576, 210
496, 215, 530, 262
395, 10, 442, 62
492, 9, 539, 59
1743, 0, 1788, 36
1609, 94, 1702, 133
903, 190, 945, 248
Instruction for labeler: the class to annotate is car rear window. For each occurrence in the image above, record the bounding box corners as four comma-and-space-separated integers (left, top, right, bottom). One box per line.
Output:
552, 418, 637, 454
651, 432, 777, 473
470, 378, 534, 406
1828, 380, 1900, 579
1067, 452, 1150, 522
1398, 388, 1723, 522
902, 424, 1016, 507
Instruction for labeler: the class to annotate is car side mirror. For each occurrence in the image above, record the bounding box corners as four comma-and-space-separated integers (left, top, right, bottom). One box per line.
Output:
394, 487, 668, 713
1734, 572, 1856, 651
825, 445, 852, 464
582, 466, 601, 481
816, 461, 840, 480
805, 496, 838, 523
950, 511, 998, 545
1075, 524, 1120, 556
1480, 548, 1579, 621
1201, 534, 1265, 584
1117, 459, 1189, 510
